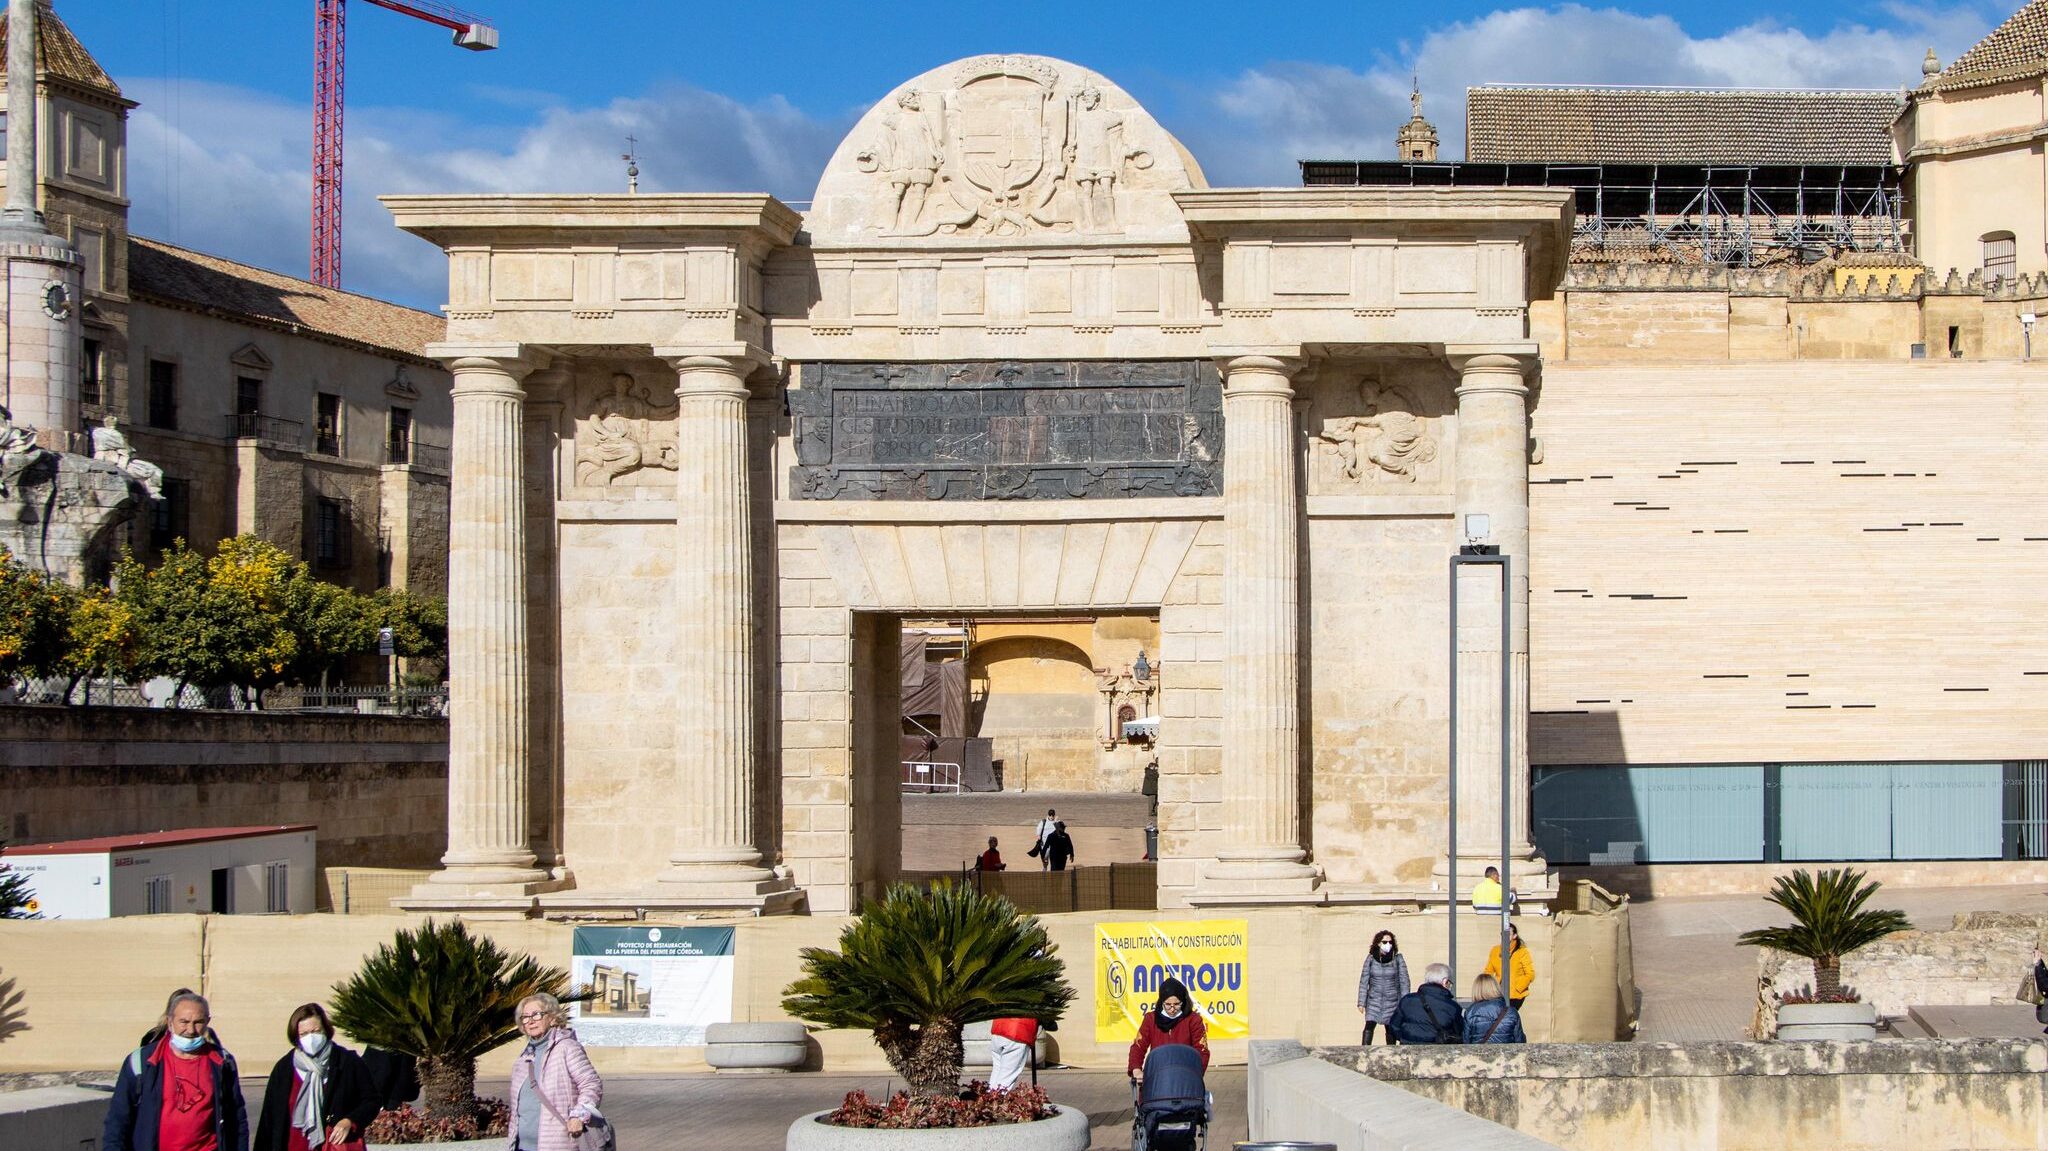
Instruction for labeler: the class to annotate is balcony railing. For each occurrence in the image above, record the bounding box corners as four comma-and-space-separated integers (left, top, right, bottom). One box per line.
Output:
226, 412, 305, 451
313, 429, 342, 456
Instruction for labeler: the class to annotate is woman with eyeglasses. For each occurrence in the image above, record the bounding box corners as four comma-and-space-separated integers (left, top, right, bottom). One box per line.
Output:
507, 993, 604, 1151
252, 1002, 379, 1151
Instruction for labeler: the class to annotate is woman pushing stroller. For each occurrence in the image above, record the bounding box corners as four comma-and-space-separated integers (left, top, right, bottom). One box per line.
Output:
1126, 976, 1210, 1080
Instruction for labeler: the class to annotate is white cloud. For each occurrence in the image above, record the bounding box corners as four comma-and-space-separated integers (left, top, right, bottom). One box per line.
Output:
117, 3, 2005, 306
1177, 3, 1999, 186
122, 77, 850, 308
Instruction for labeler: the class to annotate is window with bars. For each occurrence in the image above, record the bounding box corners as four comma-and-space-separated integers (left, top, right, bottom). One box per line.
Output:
145, 875, 172, 915
80, 337, 102, 408
264, 862, 290, 913
150, 478, 190, 552
147, 360, 178, 430
1983, 232, 2017, 284
387, 405, 413, 463
313, 496, 352, 569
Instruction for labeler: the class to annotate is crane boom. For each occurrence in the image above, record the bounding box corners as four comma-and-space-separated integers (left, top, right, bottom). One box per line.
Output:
310, 0, 497, 288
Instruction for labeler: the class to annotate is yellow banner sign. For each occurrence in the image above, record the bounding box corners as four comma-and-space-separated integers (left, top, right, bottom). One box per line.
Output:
1093, 919, 1249, 1043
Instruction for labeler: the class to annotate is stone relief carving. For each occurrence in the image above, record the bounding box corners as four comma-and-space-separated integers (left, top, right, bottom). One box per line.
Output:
0, 404, 52, 496
1310, 379, 1439, 485
847, 56, 1160, 239
573, 372, 678, 487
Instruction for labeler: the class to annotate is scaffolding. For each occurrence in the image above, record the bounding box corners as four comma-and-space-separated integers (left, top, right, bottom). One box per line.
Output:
1300, 160, 1906, 268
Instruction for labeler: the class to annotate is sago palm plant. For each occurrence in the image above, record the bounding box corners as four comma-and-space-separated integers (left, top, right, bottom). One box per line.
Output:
783, 883, 1075, 1097
328, 919, 586, 1120
1737, 867, 1910, 1001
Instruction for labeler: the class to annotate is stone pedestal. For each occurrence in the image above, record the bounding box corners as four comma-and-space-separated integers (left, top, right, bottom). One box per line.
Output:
410, 350, 563, 903
1193, 354, 1319, 903
653, 350, 796, 911
1436, 349, 1544, 890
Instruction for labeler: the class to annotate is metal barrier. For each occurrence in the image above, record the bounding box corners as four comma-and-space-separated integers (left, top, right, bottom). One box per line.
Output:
6, 679, 447, 714
900, 760, 962, 793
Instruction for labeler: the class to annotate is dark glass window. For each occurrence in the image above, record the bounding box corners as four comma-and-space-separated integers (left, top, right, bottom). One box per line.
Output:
386, 405, 412, 463
150, 478, 190, 551
313, 496, 351, 568
147, 360, 177, 430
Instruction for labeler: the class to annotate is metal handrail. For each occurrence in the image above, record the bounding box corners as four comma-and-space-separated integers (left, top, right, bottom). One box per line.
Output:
227, 412, 306, 450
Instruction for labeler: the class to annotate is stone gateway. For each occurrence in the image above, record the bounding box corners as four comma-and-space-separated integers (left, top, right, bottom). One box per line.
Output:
386, 54, 1574, 914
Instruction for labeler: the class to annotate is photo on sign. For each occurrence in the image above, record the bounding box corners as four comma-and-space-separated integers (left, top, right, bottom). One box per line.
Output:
569, 925, 734, 1047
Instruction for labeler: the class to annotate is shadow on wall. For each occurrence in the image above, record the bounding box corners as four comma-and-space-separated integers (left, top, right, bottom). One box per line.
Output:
1529, 709, 1662, 898
0, 973, 27, 1044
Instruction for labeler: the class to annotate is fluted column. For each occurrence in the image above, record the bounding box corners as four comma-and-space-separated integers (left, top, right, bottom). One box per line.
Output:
658, 352, 790, 898
428, 352, 549, 889
1447, 350, 1540, 873
1199, 354, 1318, 897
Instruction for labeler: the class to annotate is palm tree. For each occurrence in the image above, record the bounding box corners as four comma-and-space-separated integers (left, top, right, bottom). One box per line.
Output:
0, 842, 39, 919
783, 883, 1075, 1098
328, 919, 585, 1121
1737, 867, 1910, 1000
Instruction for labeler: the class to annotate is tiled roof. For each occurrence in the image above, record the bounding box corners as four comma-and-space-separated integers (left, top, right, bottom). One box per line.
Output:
1929, 0, 2048, 92
0, 2, 120, 97
129, 237, 446, 362
4, 825, 316, 856
1466, 86, 1902, 165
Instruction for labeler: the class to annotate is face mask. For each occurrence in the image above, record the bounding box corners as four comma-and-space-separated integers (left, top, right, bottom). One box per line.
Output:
299, 1033, 330, 1057
169, 1034, 206, 1054
1378, 943, 1392, 954
1160, 1005, 1182, 1020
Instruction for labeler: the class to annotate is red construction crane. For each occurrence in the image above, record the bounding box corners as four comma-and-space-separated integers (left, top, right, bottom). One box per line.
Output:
311, 0, 498, 288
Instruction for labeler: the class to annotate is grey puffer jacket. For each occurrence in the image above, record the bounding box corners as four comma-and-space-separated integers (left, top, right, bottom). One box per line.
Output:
1356, 952, 1410, 1023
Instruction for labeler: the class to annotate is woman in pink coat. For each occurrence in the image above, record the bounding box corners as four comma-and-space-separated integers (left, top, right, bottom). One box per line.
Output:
507, 993, 603, 1151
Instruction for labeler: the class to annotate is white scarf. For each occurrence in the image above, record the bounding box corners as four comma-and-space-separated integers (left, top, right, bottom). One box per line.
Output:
291, 1045, 331, 1147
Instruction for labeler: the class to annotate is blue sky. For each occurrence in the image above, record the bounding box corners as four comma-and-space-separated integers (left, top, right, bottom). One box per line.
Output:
67, 1, 2011, 307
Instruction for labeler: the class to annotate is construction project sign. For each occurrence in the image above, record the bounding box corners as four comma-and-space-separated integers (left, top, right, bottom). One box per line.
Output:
1093, 919, 1249, 1043
568, 925, 735, 1046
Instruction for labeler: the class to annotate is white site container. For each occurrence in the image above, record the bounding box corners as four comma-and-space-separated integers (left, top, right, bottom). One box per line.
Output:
2, 825, 317, 919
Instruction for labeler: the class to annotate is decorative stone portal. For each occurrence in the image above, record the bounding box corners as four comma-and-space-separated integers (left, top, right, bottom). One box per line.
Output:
385, 53, 1571, 915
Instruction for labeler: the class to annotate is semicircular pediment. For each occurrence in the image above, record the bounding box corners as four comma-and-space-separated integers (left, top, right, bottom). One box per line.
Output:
807, 54, 1204, 248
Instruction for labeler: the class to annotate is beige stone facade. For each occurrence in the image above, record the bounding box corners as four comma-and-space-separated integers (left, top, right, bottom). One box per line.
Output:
388, 55, 1570, 913
0, 8, 454, 594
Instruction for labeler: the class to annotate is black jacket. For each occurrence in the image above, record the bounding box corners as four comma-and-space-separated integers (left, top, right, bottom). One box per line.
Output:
103, 1038, 250, 1151
1046, 830, 1076, 869
252, 1044, 382, 1151
1390, 983, 1465, 1044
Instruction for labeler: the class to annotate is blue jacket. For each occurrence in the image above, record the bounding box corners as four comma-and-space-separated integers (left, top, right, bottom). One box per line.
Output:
1462, 998, 1526, 1044
1390, 983, 1465, 1044
103, 1038, 250, 1151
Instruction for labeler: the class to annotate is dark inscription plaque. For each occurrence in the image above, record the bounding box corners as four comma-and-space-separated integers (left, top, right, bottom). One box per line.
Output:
789, 361, 1222, 501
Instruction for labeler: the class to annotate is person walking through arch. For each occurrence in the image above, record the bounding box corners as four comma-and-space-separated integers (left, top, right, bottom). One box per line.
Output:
1045, 822, 1076, 872
1032, 809, 1058, 870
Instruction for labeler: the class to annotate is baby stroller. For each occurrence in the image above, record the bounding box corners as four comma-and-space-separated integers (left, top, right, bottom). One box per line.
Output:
1131, 1043, 1210, 1151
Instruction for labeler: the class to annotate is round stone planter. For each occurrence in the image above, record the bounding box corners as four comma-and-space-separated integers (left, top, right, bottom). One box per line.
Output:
1777, 1000, 1878, 1040
786, 1104, 1089, 1151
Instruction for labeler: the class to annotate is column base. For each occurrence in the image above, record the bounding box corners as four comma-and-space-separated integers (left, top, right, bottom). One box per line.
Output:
536, 886, 807, 916
1431, 851, 1556, 897
396, 870, 575, 916
1187, 856, 1324, 906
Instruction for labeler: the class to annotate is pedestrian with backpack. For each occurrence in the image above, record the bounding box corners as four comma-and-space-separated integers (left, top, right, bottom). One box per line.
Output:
104, 990, 250, 1151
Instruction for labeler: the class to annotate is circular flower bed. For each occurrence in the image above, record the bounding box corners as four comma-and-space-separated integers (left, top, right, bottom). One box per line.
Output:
829, 1084, 1051, 1129
364, 1099, 510, 1145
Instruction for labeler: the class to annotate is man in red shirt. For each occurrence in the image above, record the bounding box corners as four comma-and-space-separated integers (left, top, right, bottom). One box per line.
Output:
104, 991, 250, 1151
977, 837, 1005, 872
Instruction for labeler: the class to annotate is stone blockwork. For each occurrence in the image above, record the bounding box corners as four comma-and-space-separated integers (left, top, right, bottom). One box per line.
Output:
0, 706, 447, 870
1331, 1038, 2048, 1151
1530, 361, 2047, 767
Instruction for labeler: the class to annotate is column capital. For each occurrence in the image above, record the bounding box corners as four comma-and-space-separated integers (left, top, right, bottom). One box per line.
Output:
1215, 353, 1304, 399
430, 343, 536, 376
1445, 344, 1538, 394
653, 344, 770, 374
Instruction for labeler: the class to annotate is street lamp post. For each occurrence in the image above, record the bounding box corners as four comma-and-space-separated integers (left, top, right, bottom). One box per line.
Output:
1447, 546, 1513, 991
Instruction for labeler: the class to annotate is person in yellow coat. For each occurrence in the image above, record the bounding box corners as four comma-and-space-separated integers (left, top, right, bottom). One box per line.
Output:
1482, 922, 1535, 1009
